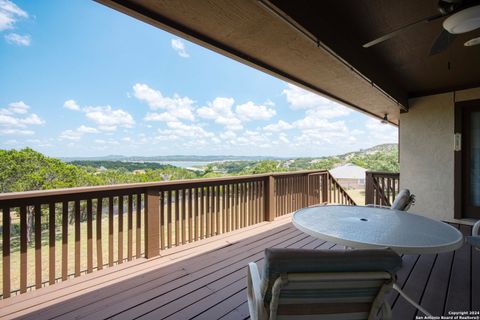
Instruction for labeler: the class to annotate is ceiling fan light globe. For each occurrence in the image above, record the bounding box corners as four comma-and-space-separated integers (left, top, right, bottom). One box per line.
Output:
443, 5, 480, 34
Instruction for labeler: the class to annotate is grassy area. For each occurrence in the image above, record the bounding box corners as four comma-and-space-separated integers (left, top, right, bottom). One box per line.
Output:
1, 211, 145, 295
345, 188, 366, 205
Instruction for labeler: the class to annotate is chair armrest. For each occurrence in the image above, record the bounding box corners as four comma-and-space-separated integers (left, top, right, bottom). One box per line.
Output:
466, 236, 480, 250
473, 220, 480, 236
247, 262, 266, 320
393, 283, 431, 316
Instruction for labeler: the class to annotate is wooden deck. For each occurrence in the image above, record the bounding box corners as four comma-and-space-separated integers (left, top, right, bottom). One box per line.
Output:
0, 214, 478, 320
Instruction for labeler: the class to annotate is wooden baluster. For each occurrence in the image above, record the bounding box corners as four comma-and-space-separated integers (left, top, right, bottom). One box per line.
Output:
160, 191, 165, 250
108, 196, 114, 267
74, 200, 80, 277
195, 188, 200, 240
118, 196, 123, 264
215, 185, 220, 235
387, 178, 391, 204
252, 181, 256, 224
381, 178, 386, 206
200, 187, 205, 239
233, 184, 239, 230
226, 184, 231, 232
189, 188, 194, 242
49, 203, 55, 285
252, 182, 256, 224
20, 206, 27, 293
279, 178, 283, 215
275, 178, 279, 215
295, 176, 299, 210
221, 185, 226, 233
135, 194, 141, 258
175, 189, 180, 245
246, 182, 251, 226
35, 204, 42, 288
62, 201, 68, 280
167, 190, 172, 247
127, 195, 133, 261
241, 183, 246, 227
206, 186, 211, 238
97, 197, 103, 269
284, 177, 288, 214
241, 183, 246, 228
182, 189, 186, 245
87, 199, 93, 273
212, 186, 216, 235
3, 207, 11, 298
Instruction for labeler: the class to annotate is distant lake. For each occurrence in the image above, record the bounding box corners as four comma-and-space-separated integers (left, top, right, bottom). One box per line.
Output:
148, 161, 213, 169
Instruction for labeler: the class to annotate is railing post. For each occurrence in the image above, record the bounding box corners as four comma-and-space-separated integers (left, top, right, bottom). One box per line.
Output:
321, 173, 328, 203
145, 188, 160, 258
365, 172, 374, 205
264, 175, 276, 222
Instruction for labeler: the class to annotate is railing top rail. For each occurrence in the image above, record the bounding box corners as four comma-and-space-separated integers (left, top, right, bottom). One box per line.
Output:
0, 169, 327, 202
366, 171, 400, 176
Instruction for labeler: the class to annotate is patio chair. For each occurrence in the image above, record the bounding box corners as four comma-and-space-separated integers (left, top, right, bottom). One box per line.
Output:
466, 220, 480, 250
247, 248, 431, 320
367, 189, 415, 211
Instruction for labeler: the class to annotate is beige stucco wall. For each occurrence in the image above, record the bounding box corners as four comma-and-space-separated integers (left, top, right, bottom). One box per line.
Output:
400, 87, 480, 223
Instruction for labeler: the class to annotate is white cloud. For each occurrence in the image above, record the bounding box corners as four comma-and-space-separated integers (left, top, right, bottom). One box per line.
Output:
235, 101, 276, 121
63, 99, 80, 111
197, 97, 275, 130
77, 125, 99, 134
59, 129, 82, 141
293, 116, 346, 131
278, 133, 289, 144
197, 97, 243, 130
84, 105, 135, 131
4, 32, 30, 46
263, 120, 293, 132
163, 121, 213, 138
364, 118, 398, 144
171, 38, 190, 58
59, 125, 99, 141
0, 0, 28, 32
282, 83, 350, 118
144, 112, 177, 122
94, 139, 119, 145
133, 83, 195, 121
0, 128, 34, 135
0, 101, 44, 131
7, 101, 28, 113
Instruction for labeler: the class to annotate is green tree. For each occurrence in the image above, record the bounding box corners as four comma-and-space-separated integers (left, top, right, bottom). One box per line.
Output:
240, 160, 286, 175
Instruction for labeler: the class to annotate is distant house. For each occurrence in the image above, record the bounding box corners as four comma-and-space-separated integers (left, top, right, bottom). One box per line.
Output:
329, 164, 367, 189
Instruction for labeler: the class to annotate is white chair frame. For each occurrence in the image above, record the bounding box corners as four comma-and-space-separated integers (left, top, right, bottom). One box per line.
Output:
247, 262, 431, 320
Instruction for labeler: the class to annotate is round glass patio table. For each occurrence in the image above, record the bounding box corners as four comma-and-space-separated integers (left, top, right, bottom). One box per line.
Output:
292, 205, 464, 254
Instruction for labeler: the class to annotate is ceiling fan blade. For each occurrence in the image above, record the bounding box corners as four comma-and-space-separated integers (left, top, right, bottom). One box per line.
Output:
363, 13, 445, 48
430, 29, 456, 55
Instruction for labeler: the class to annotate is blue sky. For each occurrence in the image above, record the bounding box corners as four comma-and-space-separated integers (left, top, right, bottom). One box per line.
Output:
0, 0, 397, 158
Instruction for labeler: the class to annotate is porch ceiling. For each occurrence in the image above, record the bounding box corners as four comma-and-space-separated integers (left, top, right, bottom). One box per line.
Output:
96, 0, 480, 125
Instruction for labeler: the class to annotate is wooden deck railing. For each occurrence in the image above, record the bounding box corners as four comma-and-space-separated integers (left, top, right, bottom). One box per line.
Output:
0, 170, 355, 298
365, 171, 400, 207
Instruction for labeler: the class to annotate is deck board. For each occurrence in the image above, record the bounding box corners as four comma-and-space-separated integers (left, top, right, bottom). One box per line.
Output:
0, 214, 475, 320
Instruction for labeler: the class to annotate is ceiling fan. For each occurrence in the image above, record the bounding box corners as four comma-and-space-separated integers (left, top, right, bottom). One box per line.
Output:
362, 0, 480, 55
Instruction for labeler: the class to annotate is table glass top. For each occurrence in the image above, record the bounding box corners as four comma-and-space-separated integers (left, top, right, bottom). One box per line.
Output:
292, 205, 464, 254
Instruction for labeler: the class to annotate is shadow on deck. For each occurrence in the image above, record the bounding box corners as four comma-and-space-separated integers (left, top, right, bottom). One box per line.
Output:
0, 215, 478, 320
